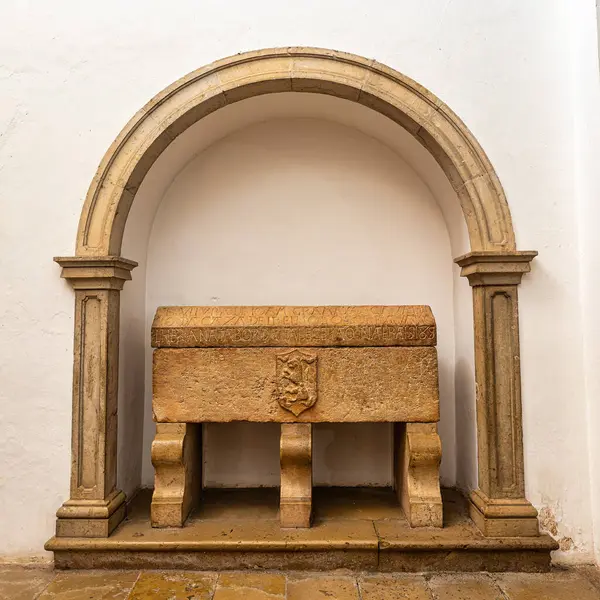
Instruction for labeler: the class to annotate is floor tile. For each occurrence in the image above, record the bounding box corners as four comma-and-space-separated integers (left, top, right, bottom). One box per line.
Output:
359, 574, 432, 599
0, 566, 55, 600
495, 571, 600, 600
128, 571, 216, 599
428, 574, 503, 599
38, 570, 138, 599
287, 575, 359, 600
578, 566, 600, 594
213, 572, 285, 599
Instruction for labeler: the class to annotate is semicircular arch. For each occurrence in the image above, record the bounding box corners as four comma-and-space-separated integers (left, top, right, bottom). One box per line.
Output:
76, 47, 515, 257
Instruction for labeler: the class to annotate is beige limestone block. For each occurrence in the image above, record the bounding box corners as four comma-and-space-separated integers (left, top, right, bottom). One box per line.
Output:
280, 423, 312, 527
395, 423, 443, 527
287, 575, 360, 600
213, 573, 286, 599
153, 347, 439, 423
129, 571, 217, 599
152, 305, 436, 348
38, 571, 138, 599
428, 574, 504, 599
361, 69, 441, 133
495, 572, 600, 600
151, 423, 201, 527
0, 567, 55, 600
577, 566, 600, 593
359, 574, 432, 600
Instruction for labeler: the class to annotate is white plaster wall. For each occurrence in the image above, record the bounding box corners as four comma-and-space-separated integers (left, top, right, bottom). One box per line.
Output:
0, 0, 598, 564
575, 0, 600, 565
143, 117, 456, 488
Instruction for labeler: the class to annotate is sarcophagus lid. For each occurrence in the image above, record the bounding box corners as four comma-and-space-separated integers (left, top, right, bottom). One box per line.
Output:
151, 305, 436, 348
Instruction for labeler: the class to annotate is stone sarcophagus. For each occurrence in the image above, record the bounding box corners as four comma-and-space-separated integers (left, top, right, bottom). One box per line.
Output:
150, 306, 443, 529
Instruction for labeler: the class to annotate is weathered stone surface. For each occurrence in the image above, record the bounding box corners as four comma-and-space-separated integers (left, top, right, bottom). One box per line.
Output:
214, 573, 286, 599
428, 574, 504, 599
52, 257, 137, 540
456, 253, 540, 537
287, 575, 360, 599
151, 423, 202, 528
38, 570, 138, 599
5, 567, 600, 598
395, 423, 443, 527
47, 488, 555, 572
577, 566, 600, 594
495, 572, 600, 600
280, 424, 312, 527
0, 567, 55, 600
129, 571, 216, 599
153, 347, 439, 423
152, 305, 437, 348
151, 305, 440, 530
359, 574, 432, 599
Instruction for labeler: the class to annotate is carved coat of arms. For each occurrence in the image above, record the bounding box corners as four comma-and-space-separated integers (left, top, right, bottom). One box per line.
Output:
274, 350, 318, 416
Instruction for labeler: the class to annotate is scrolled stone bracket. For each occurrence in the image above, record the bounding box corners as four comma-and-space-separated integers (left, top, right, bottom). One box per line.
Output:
53, 255, 137, 538
456, 250, 540, 537
151, 423, 202, 528
280, 423, 312, 528
395, 423, 443, 527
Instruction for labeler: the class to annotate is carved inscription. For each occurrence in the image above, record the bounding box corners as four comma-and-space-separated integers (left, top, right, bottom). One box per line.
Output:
153, 324, 436, 348
152, 306, 437, 348
274, 350, 318, 416
154, 305, 434, 327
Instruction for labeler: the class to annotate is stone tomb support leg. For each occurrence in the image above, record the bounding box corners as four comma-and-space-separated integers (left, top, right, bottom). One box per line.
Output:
280, 423, 312, 528
395, 422, 443, 527
151, 423, 202, 528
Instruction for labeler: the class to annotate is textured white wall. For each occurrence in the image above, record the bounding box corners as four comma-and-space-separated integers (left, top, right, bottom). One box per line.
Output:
0, 0, 598, 564
575, 0, 600, 565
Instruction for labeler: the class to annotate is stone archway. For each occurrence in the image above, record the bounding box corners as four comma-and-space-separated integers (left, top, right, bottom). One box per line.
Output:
53, 47, 539, 539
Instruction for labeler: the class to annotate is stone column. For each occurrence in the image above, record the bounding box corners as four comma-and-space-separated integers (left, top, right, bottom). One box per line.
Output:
54, 256, 137, 538
455, 251, 539, 537
280, 423, 312, 527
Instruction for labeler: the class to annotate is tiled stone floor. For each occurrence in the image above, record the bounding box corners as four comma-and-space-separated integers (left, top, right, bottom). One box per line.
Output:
1, 566, 600, 599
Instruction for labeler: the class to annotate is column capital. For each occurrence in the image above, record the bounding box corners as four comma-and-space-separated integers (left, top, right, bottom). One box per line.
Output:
54, 256, 138, 290
454, 251, 538, 286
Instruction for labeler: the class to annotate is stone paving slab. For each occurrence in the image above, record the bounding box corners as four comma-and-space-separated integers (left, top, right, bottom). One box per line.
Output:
359, 574, 432, 599
0, 566, 54, 600
495, 571, 600, 600
429, 574, 504, 599
1, 566, 600, 599
37, 570, 139, 599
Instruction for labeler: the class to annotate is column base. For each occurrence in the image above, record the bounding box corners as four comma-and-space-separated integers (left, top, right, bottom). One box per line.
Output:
55, 490, 126, 538
469, 489, 539, 537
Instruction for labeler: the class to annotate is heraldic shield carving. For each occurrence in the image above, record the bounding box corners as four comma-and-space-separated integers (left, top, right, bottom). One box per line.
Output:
274, 349, 318, 416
